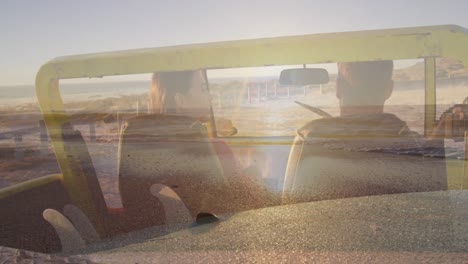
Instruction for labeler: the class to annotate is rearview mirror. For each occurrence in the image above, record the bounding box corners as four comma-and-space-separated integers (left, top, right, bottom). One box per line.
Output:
279, 68, 329, 86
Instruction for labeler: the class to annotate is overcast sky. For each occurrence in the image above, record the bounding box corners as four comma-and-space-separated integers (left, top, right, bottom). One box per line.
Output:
1, 0, 468, 86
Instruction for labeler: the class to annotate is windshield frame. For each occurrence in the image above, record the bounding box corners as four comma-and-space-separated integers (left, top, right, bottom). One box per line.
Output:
34, 24, 468, 231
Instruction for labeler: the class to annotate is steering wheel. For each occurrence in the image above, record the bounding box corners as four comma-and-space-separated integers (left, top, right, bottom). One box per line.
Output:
294, 101, 333, 118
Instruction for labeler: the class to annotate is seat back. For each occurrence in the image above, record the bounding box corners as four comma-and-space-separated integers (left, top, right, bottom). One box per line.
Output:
61, 123, 108, 230
118, 114, 229, 226
283, 115, 448, 204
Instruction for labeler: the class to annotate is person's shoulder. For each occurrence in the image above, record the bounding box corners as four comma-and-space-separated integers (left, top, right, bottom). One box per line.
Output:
297, 117, 351, 139
297, 113, 417, 139
124, 114, 207, 136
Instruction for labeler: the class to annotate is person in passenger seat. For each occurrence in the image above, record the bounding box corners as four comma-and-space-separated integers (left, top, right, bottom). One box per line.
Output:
282, 61, 447, 203
148, 70, 272, 210
149, 70, 237, 136
149, 70, 211, 118
313, 60, 414, 136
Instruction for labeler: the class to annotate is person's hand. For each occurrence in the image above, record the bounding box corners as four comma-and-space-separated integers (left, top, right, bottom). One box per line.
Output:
215, 118, 238, 136
431, 105, 466, 140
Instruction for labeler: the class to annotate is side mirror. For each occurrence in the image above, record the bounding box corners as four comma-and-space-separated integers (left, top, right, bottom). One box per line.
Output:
279, 68, 329, 86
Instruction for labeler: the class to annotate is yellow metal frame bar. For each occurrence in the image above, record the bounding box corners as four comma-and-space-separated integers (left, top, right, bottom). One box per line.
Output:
35, 24, 468, 223
0, 174, 62, 199
424, 58, 436, 137
464, 132, 468, 189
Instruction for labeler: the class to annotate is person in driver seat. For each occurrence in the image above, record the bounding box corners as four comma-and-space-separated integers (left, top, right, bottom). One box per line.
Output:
310, 60, 415, 136
282, 60, 447, 204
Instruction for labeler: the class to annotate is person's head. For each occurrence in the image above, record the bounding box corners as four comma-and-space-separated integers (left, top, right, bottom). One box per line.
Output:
149, 70, 211, 118
336, 60, 394, 116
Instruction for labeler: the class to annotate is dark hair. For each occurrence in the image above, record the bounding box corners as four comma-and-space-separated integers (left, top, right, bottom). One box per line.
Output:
337, 60, 394, 105
337, 60, 393, 90
149, 71, 198, 113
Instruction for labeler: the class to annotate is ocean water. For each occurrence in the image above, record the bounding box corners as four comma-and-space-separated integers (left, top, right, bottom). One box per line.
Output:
0, 76, 273, 107
0, 81, 150, 107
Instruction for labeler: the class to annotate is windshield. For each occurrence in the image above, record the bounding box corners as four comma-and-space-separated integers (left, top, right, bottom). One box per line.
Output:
1, 57, 467, 257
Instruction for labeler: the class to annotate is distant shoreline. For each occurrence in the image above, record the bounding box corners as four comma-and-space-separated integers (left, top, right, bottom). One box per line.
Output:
1, 74, 467, 111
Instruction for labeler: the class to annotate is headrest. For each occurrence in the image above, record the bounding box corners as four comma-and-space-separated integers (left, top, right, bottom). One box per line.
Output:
119, 114, 208, 141
293, 113, 439, 156
298, 113, 411, 139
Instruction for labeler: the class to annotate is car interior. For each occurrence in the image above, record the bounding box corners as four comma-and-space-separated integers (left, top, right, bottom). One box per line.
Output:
3, 49, 467, 255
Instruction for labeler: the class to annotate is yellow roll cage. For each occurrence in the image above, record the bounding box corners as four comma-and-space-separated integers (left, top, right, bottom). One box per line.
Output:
35, 24, 468, 233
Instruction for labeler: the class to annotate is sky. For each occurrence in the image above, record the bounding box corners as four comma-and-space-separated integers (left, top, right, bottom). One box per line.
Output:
1, 0, 468, 86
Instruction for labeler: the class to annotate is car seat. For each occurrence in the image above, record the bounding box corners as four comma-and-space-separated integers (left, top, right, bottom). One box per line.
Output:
282, 116, 448, 204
